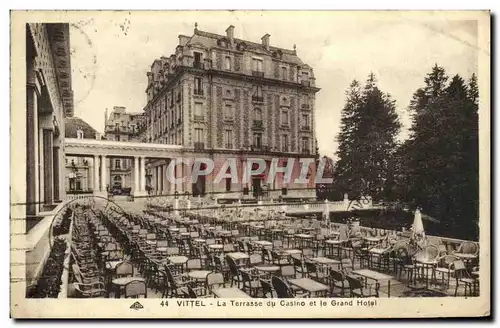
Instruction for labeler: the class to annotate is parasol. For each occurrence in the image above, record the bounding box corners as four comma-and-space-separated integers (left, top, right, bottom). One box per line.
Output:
412, 209, 425, 236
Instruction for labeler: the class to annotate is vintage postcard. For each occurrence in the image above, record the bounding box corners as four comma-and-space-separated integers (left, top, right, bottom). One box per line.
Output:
10, 10, 490, 318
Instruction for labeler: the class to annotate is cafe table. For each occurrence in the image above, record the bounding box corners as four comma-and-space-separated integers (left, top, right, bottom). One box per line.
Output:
352, 269, 400, 297
454, 253, 478, 269
188, 270, 212, 280
112, 277, 145, 298
295, 234, 313, 248
226, 252, 250, 261
254, 265, 280, 273
368, 247, 392, 269
325, 239, 344, 258
168, 255, 189, 265
252, 240, 273, 247
283, 249, 302, 255
209, 244, 224, 250
212, 287, 252, 298
311, 257, 340, 266
288, 278, 329, 296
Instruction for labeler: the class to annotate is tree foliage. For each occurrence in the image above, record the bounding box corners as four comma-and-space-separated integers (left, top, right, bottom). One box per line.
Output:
333, 74, 401, 199
398, 65, 479, 239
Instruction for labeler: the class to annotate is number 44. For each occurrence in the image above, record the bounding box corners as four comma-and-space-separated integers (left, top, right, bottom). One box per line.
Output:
160, 301, 169, 307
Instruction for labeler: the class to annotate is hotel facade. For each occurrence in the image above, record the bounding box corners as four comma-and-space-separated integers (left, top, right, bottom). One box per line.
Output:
143, 25, 320, 198
104, 106, 146, 191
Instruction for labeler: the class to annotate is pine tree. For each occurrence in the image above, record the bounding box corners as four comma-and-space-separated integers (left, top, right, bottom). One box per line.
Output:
400, 65, 479, 239
334, 74, 401, 200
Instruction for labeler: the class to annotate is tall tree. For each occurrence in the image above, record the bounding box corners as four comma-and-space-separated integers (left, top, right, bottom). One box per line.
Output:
334, 74, 401, 200
401, 65, 479, 239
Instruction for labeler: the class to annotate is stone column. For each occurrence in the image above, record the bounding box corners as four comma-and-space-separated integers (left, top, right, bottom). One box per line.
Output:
134, 156, 139, 193
140, 156, 146, 192
53, 146, 60, 201
159, 165, 163, 195
100, 155, 107, 194
93, 155, 99, 192
168, 160, 175, 195
26, 83, 38, 216
42, 129, 53, 206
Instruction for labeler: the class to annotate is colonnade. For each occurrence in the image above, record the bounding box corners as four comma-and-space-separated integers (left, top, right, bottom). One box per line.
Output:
91, 155, 148, 197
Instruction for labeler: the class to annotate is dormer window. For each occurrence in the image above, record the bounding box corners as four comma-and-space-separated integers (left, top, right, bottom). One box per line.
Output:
194, 52, 202, 63
193, 52, 203, 69
282, 66, 287, 80
76, 127, 84, 139
224, 56, 231, 70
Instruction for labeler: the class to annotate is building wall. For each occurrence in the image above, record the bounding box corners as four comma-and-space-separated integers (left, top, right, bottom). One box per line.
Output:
25, 23, 72, 215
104, 107, 146, 189
142, 27, 319, 197
64, 157, 93, 192
16, 23, 73, 291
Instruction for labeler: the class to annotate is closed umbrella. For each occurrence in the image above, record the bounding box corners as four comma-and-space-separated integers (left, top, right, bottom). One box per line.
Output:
323, 200, 330, 227
412, 209, 425, 236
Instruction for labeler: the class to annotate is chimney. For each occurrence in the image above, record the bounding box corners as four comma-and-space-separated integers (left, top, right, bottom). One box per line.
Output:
226, 25, 235, 41
261, 33, 270, 50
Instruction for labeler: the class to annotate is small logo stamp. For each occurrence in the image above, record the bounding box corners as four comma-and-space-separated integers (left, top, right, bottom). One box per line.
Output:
130, 301, 144, 310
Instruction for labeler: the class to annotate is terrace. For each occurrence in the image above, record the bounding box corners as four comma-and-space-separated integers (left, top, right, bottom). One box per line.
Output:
28, 199, 480, 299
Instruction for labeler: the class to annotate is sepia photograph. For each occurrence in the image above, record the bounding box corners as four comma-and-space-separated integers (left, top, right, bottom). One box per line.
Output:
9, 10, 490, 318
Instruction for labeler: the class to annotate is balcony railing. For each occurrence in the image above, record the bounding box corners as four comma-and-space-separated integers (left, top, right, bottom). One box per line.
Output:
301, 104, 310, 109
194, 115, 204, 122
252, 96, 264, 102
301, 148, 311, 155
194, 142, 205, 150
250, 145, 270, 152
193, 62, 204, 69
301, 125, 311, 131
301, 80, 311, 87
251, 145, 262, 151
252, 120, 264, 129
225, 143, 233, 149
252, 71, 264, 78
194, 89, 204, 96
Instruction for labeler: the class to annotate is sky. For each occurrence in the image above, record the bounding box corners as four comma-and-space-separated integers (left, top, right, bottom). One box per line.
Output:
69, 11, 479, 159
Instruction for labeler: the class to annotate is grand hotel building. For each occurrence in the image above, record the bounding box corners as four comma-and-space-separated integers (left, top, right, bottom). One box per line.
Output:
143, 25, 320, 198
